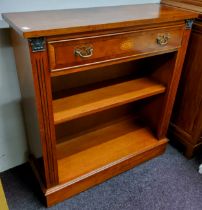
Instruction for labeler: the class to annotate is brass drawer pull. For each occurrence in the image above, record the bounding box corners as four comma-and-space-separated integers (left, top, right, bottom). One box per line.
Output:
74, 46, 93, 58
156, 34, 170, 46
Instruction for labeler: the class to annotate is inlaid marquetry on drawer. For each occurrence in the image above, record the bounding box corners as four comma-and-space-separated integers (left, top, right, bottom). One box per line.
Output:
48, 26, 184, 71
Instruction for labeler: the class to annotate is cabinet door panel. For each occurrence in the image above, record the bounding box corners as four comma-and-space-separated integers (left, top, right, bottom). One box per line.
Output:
172, 22, 202, 140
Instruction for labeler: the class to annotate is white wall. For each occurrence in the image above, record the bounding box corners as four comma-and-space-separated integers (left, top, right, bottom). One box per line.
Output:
0, 0, 160, 172
0, 28, 28, 172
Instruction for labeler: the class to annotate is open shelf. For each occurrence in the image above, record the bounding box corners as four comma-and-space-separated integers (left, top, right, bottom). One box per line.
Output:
53, 77, 166, 124
56, 116, 168, 184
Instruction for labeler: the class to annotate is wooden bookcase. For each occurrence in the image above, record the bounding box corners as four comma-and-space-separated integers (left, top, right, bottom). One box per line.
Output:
2, 4, 197, 206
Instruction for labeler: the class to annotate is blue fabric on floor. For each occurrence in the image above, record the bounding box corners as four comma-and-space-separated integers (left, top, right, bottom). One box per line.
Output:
1, 144, 202, 210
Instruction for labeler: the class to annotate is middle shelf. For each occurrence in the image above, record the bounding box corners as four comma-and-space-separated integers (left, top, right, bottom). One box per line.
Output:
53, 77, 166, 125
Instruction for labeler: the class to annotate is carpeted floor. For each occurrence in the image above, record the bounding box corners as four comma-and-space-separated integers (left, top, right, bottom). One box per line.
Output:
1, 144, 202, 210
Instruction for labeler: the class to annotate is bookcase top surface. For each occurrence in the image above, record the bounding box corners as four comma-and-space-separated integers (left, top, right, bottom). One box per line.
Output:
2, 3, 197, 38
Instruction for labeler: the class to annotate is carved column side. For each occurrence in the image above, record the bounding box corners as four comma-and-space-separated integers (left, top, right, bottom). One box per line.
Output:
29, 38, 58, 188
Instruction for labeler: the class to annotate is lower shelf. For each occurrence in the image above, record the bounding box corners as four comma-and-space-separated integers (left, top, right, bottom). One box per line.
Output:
44, 117, 167, 206
56, 117, 168, 184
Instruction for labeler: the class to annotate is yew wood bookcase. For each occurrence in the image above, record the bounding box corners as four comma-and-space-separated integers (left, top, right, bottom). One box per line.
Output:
2, 4, 197, 207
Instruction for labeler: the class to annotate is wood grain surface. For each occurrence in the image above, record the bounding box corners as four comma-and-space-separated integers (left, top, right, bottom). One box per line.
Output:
48, 26, 183, 71
162, 0, 202, 14
4, 3, 197, 206
2, 4, 197, 38
169, 19, 202, 157
56, 116, 168, 183
53, 78, 165, 124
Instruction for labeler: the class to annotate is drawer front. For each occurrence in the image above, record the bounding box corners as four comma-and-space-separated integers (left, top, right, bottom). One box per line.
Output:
48, 26, 183, 71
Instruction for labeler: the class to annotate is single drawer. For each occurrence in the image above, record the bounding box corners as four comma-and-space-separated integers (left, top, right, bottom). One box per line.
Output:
48, 26, 183, 71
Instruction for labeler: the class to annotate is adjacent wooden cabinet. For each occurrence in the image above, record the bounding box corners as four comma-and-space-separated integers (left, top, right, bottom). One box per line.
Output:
2, 4, 197, 206
162, 0, 202, 158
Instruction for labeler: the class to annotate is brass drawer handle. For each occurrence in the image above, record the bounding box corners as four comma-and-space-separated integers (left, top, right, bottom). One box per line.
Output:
156, 34, 170, 46
74, 46, 93, 58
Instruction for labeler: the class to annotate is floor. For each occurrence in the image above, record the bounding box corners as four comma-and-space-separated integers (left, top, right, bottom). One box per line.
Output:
1, 144, 202, 210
